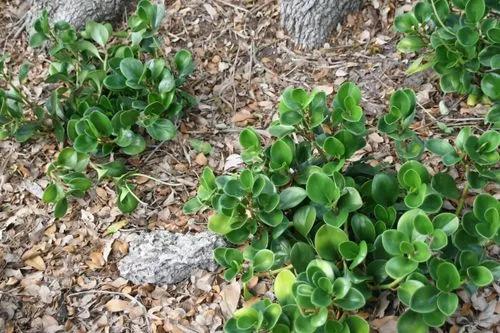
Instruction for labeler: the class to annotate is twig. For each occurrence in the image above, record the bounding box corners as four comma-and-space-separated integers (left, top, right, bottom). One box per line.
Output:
2, 11, 30, 52
416, 100, 438, 122
143, 141, 167, 164
212, 0, 249, 13
68, 290, 153, 333
455, 165, 470, 216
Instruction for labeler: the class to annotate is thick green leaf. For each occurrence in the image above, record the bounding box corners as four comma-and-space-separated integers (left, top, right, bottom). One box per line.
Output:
306, 172, 339, 205
467, 266, 493, 286
433, 213, 459, 236
397, 310, 429, 333
437, 292, 459, 316
436, 262, 461, 292
394, 13, 419, 32
382, 230, 408, 256
208, 213, 233, 235
279, 187, 306, 210
333, 288, 365, 311
372, 173, 399, 206
426, 139, 455, 156
465, 0, 486, 23
14, 123, 38, 142
29, 32, 47, 47
120, 58, 144, 82
398, 280, 425, 306
431, 173, 460, 200
253, 249, 274, 272
274, 270, 296, 305
457, 26, 479, 46
43, 183, 61, 203
410, 285, 439, 313
481, 73, 500, 100
344, 316, 369, 333
54, 197, 68, 218
74, 134, 98, 153
158, 69, 175, 93
174, 49, 195, 78
239, 128, 260, 150
385, 256, 418, 279
397, 36, 425, 53
270, 139, 293, 168
121, 134, 146, 155
414, 213, 433, 235
314, 225, 348, 260
292, 205, 316, 237
146, 118, 176, 141
87, 21, 109, 46
422, 310, 446, 327
291, 242, 316, 273
88, 111, 112, 137
103, 74, 126, 90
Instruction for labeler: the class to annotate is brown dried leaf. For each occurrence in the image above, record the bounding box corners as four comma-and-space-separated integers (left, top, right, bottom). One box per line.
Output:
220, 280, 240, 319
105, 299, 130, 312
24, 255, 45, 271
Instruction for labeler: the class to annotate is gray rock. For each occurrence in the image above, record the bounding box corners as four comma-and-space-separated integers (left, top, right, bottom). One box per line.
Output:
118, 230, 225, 285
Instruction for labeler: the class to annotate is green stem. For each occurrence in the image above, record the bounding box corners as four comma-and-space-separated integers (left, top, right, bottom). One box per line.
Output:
124, 183, 148, 205
264, 264, 293, 276
430, 0, 455, 35
375, 277, 405, 290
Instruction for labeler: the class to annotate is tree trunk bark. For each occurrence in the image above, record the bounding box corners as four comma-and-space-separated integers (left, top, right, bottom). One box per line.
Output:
28, 0, 132, 30
280, 0, 363, 48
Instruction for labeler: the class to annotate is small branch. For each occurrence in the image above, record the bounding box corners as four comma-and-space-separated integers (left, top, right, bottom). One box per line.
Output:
257, 264, 293, 277
455, 165, 470, 216
129, 173, 183, 187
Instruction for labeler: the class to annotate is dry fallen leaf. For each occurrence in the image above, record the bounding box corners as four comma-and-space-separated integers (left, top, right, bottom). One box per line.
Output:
105, 220, 128, 235
105, 299, 130, 312
24, 255, 46, 271
232, 110, 255, 123
86, 251, 105, 269
371, 315, 397, 333
195, 153, 208, 166
219, 280, 241, 319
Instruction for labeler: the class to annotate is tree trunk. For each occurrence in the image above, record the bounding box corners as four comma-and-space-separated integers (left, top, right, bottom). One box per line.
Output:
280, 0, 363, 48
28, 0, 132, 30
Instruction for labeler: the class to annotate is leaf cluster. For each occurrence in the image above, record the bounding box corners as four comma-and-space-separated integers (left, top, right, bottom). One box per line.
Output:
395, 0, 499, 119
186, 82, 499, 332
0, 0, 196, 217
379, 88, 499, 189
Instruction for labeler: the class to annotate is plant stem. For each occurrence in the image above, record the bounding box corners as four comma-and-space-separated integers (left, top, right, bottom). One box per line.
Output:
129, 173, 183, 186
374, 277, 405, 290
258, 264, 293, 277
430, 0, 455, 35
455, 164, 470, 216
124, 183, 148, 205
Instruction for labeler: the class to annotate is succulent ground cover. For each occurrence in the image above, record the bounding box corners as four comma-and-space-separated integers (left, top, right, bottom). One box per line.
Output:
0, 0, 498, 332
186, 82, 498, 332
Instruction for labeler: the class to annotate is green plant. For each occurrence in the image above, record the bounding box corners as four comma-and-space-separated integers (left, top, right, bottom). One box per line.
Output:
394, 0, 500, 153
0, 0, 196, 217
185, 82, 499, 333
378, 88, 499, 190
394, 0, 500, 104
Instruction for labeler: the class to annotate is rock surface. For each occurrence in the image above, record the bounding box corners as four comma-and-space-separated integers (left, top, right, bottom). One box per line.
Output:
118, 230, 225, 284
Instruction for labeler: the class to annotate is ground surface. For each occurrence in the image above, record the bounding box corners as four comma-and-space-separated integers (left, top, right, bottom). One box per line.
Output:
0, 0, 498, 332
